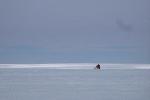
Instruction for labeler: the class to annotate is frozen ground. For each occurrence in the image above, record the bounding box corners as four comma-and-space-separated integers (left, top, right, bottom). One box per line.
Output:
0, 63, 150, 69
0, 64, 150, 100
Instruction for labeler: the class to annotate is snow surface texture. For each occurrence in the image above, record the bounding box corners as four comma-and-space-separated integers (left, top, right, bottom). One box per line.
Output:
0, 63, 150, 69
0, 68, 150, 100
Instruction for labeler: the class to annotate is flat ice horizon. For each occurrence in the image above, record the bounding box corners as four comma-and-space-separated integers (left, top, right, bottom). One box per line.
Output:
0, 64, 150, 100
0, 63, 150, 69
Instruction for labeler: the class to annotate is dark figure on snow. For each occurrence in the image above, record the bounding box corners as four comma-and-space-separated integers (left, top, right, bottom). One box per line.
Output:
96, 64, 100, 69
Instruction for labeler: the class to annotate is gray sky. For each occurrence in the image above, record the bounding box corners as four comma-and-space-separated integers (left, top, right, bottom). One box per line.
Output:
0, 0, 150, 63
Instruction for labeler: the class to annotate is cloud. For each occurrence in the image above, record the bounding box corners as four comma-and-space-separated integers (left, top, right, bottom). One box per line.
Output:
116, 19, 133, 32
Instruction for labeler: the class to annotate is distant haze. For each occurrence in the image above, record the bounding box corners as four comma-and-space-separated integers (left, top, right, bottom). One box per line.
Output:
0, 0, 150, 63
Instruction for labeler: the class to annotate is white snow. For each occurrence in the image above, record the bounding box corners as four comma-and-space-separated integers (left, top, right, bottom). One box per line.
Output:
0, 63, 150, 69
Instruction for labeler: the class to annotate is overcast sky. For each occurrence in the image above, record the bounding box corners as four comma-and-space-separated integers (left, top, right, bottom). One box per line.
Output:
0, 0, 150, 63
